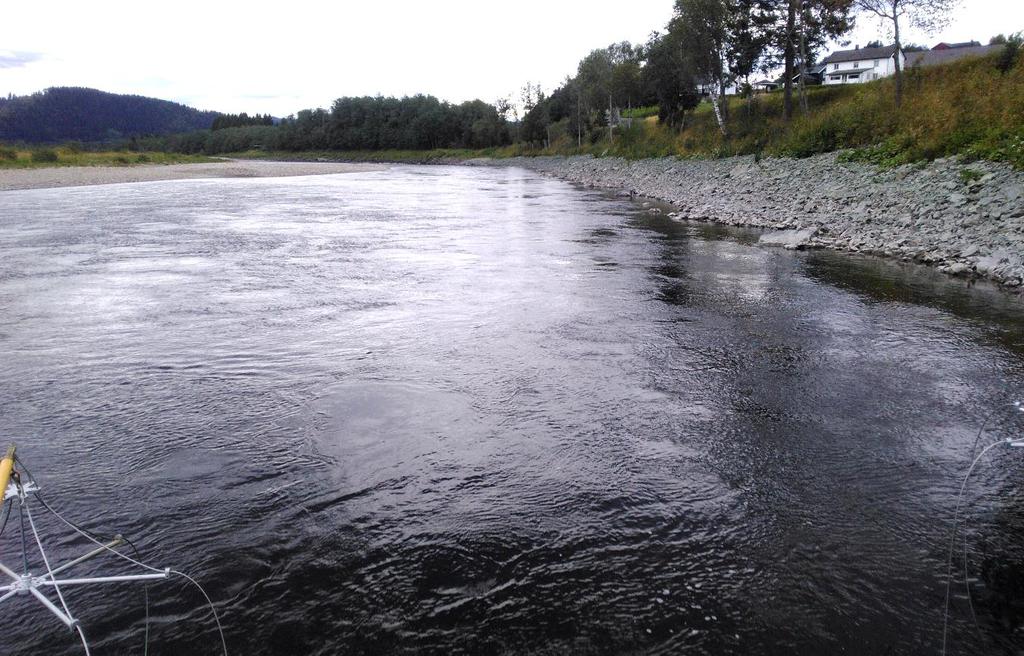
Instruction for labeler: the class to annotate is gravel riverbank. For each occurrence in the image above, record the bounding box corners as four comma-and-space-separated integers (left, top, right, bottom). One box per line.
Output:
0, 160, 383, 191
482, 153, 1024, 292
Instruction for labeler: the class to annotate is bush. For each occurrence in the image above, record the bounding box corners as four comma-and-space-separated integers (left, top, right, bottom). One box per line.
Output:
31, 148, 58, 163
996, 33, 1022, 74
0, 145, 17, 161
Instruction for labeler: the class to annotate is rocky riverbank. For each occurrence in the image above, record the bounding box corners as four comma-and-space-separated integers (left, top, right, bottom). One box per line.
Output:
481, 153, 1024, 292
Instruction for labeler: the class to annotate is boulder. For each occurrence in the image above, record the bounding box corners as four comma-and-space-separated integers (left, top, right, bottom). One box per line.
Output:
759, 227, 819, 250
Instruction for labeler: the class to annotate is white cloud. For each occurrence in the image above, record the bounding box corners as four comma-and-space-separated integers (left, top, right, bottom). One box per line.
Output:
1, 0, 1020, 115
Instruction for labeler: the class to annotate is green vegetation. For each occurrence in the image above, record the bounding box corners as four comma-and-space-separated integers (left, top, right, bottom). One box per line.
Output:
30, 148, 58, 163
140, 96, 512, 156
622, 106, 660, 119
0, 146, 217, 169
224, 51, 1023, 169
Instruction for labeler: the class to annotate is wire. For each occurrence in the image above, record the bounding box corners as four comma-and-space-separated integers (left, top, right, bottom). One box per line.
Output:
941, 438, 1007, 656
961, 402, 1024, 648
75, 622, 92, 656
32, 491, 228, 656
15, 454, 225, 656
0, 500, 11, 539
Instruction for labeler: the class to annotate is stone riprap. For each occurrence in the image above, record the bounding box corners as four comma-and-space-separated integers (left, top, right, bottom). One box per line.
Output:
481, 153, 1024, 291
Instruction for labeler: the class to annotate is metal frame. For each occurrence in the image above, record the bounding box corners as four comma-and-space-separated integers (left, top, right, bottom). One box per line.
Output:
0, 473, 169, 632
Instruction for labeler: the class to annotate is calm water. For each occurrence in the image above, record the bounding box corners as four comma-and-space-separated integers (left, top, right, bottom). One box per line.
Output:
1, 165, 1023, 655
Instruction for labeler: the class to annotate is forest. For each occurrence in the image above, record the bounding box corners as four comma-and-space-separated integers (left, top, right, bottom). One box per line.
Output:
0, 87, 218, 143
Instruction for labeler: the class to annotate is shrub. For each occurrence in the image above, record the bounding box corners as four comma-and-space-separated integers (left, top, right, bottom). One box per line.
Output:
996, 33, 1022, 74
0, 145, 17, 161
31, 148, 58, 163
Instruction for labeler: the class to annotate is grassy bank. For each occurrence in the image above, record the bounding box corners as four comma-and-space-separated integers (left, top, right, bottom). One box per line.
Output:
568, 50, 1024, 167
0, 146, 218, 169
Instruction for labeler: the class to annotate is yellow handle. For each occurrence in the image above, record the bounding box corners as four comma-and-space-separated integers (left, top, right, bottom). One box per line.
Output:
0, 445, 16, 505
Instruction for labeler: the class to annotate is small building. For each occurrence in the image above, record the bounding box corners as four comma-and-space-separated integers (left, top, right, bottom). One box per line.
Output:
908, 42, 1002, 68
752, 79, 780, 92
932, 41, 981, 50
791, 64, 827, 86
820, 44, 905, 85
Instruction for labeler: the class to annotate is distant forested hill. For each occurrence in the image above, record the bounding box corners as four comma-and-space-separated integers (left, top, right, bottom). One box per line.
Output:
0, 87, 219, 143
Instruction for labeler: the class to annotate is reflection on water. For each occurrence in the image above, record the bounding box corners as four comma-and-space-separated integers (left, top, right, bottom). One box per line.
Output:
0, 166, 1023, 655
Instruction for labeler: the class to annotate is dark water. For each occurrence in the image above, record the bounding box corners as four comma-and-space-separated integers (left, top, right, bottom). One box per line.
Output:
1, 165, 1024, 656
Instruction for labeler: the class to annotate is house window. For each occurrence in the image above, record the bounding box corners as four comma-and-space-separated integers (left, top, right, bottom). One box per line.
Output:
849, 73, 860, 79
833, 63, 839, 70
829, 75, 840, 80
874, 59, 879, 66
853, 62, 859, 68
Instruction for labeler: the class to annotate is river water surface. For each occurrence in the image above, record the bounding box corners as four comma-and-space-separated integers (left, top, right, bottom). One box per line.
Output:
1, 165, 1024, 655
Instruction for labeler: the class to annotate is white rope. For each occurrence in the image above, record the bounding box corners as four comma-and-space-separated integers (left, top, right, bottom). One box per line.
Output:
940, 438, 1008, 656
37, 495, 228, 656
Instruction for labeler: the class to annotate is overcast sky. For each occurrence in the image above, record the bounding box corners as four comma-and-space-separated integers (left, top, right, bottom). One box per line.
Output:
1, 0, 1021, 116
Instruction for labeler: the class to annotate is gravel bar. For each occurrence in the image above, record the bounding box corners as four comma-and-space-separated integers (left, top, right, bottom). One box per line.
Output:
0, 159, 383, 191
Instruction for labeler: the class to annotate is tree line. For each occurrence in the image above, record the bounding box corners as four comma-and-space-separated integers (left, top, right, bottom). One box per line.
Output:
516, 0, 958, 146
103, 0, 964, 155
149, 94, 512, 154
211, 113, 274, 130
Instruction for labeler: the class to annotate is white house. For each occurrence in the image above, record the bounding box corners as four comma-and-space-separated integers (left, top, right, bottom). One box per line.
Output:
821, 44, 905, 85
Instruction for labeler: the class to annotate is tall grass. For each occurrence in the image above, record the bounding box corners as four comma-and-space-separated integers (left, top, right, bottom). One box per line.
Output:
0, 146, 218, 169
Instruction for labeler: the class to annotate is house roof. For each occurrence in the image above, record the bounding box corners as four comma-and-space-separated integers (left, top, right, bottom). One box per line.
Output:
933, 41, 981, 50
822, 45, 897, 64
826, 67, 876, 76
909, 44, 1002, 67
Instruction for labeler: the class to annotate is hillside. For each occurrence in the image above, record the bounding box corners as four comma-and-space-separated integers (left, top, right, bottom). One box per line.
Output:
563, 48, 1024, 168
0, 87, 219, 143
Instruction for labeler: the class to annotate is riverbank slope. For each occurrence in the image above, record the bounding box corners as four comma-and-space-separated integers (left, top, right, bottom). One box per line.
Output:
480, 153, 1024, 292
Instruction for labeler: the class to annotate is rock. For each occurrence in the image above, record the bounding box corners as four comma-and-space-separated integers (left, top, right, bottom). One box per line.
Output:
759, 227, 819, 249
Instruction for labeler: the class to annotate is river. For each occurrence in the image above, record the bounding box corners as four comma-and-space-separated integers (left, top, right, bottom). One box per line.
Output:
1, 165, 1023, 655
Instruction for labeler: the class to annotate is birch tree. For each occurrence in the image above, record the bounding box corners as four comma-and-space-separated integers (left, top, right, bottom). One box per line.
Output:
853, 0, 959, 106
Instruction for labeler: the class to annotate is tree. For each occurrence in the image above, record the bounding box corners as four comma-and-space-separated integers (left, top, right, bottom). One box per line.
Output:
642, 30, 703, 129
795, 0, 854, 113
725, 0, 777, 96
769, 0, 853, 119
853, 0, 959, 106
672, 0, 730, 133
